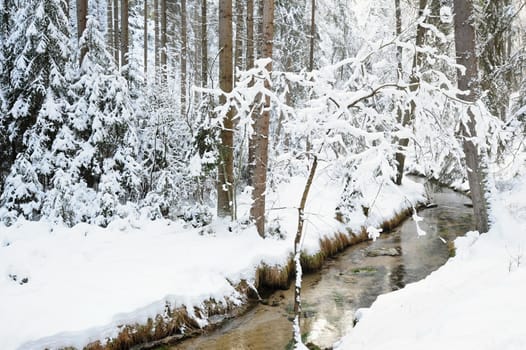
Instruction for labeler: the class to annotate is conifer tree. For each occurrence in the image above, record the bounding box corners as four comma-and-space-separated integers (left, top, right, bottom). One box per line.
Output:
0, 0, 72, 221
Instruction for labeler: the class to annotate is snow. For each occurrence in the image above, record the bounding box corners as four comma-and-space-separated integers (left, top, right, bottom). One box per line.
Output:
0, 167, 425, 350
334, 173, 526, 350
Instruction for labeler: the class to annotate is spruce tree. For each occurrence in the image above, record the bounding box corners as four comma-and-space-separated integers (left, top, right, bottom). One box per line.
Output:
0, 0, 72, 221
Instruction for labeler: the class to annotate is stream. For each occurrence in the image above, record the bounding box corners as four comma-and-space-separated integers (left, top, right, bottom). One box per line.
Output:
170, 181, 474, 350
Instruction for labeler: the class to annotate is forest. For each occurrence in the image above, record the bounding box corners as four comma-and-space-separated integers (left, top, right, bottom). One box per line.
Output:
0, 0, 525, 349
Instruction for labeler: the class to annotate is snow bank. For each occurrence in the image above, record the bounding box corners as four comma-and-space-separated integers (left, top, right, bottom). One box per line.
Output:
335, 174, 526, 350
0, 168, 425, 350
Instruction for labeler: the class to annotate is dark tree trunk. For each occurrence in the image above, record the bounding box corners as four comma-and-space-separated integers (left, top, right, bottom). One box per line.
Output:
77, 0, 88, 65
120, 0, 129, 68
180, 0, 187, 115
394, 0, 426, 185
217, 0, 235, 219
453, 0, 490, 233
250, 0, 273, 237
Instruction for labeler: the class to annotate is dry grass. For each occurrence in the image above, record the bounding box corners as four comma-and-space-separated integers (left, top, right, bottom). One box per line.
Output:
67, 207, 418, 350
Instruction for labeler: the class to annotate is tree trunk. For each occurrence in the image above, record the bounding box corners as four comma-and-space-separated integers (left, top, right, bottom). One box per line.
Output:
77, 0, 88, 65
160, 0, 167, 81
453, 0, 490, 233
256, 0, 263, 58
201, 0, 208, 88
193, 2, 201, 102
250, 0, 273, 237
120, 0, 129, 68
308, 0, 315, 71
154, 0, 159, 72
234, 0, 243, 72
107, 0, 113, 58
113, 0, 119, 65
144, 0, 148, 75
217, 0, 234, 219
180, 0, 187, 116
293, 155, 318, 348
246, 0, 254, 70
394, 0, 426, 185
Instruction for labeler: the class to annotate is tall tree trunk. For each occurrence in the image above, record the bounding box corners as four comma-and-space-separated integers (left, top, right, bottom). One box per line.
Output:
77, 0, 88, 65
121, 0, 129, 68
308, 0, 315, 71
394, 0, 426, 185
453, 0, 490, 233
217, 0, 234, 219
180, 0, 187, 116
113, 0, 119, 65
107, 0, 113, 56
256, 0, 263, 58
194, 2, 201, 101
201, 0, 208, 88
250, 0, 273, 237
246, 0, 254, 70
154, 0, 159, 72
144, 0, 148, 76
234, 0, 243, 72
160, 0, 167, 81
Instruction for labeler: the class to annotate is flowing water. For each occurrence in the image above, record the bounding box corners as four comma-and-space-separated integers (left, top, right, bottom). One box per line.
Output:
170, 182, 474, 350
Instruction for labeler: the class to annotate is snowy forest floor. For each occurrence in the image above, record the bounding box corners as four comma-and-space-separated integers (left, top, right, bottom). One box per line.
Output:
335, 172, 526, 350
0, 164, 426, 350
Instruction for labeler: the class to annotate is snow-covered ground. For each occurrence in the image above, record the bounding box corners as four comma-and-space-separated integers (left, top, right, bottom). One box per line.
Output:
335, 173, 526, 350
0, 165, 425, 350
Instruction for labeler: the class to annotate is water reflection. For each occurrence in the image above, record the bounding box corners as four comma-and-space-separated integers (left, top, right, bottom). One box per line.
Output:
172, 183, 474, 350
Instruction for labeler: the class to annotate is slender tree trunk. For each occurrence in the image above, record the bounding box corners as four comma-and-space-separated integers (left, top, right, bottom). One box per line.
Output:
308, 0, 315, 71
394, 0, 426, 185
201, 0, 208, 88
453, 0, 490, 233
217, 0, 234, 219
107, 0, 113, 55
250, 0, 273, 237
246, 0, 256, 186
77, 0, 88, 65
194, 2, 201, 101
293, 155, 318, 348
121, 0, 129, 68
160, 0, 167, 81
234, 0, 244, 72
144, 0, 148, 76
246, 0, 254, 70
180, 0, 187, 116
113, 0, 119, 65
256, 0, 263, 58
154, 0, 159, 72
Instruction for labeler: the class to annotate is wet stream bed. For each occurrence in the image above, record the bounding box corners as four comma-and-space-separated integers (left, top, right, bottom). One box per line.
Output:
170, 182, 474, 350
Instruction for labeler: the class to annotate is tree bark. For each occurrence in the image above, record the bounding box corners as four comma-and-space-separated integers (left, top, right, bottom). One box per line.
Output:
453, 0, 490, 233
154, 0, 159, 72
308, 0, 315, 71
256, 0, 263, 58
160, 0, 167, 81
246, 0, 254, 70
234, 0, 244, 72
193, 2, 201, 101
144, 0, 148, 75
107, 0, 113, 58
77, 0, 88, 65
180, 0, 187, 116
250, 0, 273, 237
113, 0, 119, 65
120, 0, 129, 68
293, 155, 318, 348
217, 0, 235, 219
201, 0, 208, 88
394, 0, 426, 185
